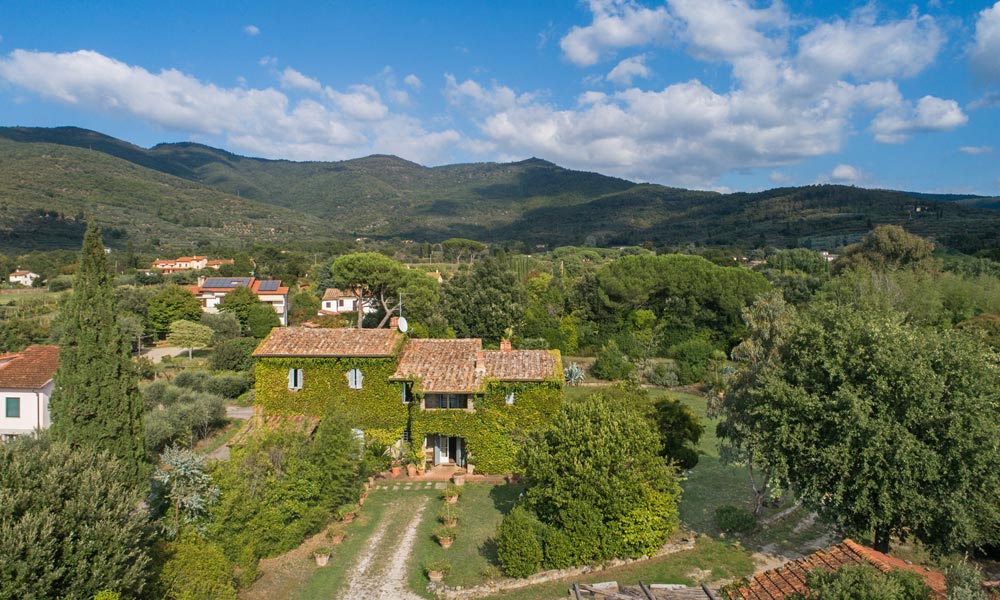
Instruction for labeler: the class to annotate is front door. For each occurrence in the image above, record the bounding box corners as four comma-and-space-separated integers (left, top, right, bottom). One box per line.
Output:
430, 434, 465, 466
436, 435, 451, 464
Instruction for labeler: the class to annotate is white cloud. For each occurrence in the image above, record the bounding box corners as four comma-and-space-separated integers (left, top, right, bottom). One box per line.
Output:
606, 54, 651, 86
560, 0, 675, 66
403, 74, 422, 90
280, 67, 322, 93
829, 163, 862, 184
871, 96, 967, 143
258, 56, 277, 67
668, 0, 788, 61
244, 25, 260, 36
971, 2, 1000, 81
0, 49, 459, 164
960, 145, 993, 155
796, 9, 942, 82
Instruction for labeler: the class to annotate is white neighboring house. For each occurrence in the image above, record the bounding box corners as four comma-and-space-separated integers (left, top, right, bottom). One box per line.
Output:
0, 345, 59, 441
7, 270, 40, 287
318, 288, 376, 316
192, 276, 289, 326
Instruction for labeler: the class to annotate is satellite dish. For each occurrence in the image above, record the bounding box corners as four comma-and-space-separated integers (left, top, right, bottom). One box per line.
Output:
397, 316, 409, 333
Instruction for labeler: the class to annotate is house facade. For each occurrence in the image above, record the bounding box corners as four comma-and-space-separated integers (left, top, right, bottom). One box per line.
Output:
7, 270, 40, 287
318, 287, 376, 316
152, 256, 234, 274
253, 327, 563, 473
0, 345, 59, 441
193, 276, 289, 326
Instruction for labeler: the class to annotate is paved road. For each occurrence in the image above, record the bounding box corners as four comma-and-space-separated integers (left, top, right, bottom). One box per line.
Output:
140, 346, 185, 363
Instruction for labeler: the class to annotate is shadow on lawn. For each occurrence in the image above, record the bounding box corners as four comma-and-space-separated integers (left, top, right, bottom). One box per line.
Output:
488, 483, 525, 516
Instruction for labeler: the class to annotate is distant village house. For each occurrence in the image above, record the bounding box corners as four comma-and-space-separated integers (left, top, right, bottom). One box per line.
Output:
152, 255, 235, 274
318, 287, 376, 316
7, 270, 40, 287
193, 276, 289, 326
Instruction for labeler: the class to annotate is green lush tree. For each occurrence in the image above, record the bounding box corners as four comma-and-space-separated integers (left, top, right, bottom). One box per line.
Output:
590, 340, 634, 381
155, 533, 237, 600
653, 397, 704, 470
217, 286, 258, 327
118, 313, 147, 356
836, 224, 935, 274
331, 252, 439, 329
442, 255, 527, 344
791, 564, 931, 600
200, 311, 243, 344
718, 300, 1000, 552
514, 391, 682, 564
246, 302, 280, 338
49, 224, 146, 481
167, 319, 215, 359
151, 445, 219, 537
209, 337, 259, 372
289, 289, 320, 325
147, 285, 202, 336
441, 238, 486, 264
0, 434, 152, 599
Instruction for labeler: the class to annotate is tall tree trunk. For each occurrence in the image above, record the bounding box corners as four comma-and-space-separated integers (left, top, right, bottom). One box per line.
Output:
874, 528, 891, 553
356, 293, 364, 328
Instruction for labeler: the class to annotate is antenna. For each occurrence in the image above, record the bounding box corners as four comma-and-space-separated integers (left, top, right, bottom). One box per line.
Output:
397, 316, 409, 333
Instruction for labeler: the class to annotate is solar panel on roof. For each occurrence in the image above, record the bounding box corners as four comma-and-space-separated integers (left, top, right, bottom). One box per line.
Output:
259, 281, 279, 291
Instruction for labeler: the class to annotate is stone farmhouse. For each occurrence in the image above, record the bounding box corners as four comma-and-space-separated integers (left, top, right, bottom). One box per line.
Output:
152, 255, 234, 274
252, 325, 563, 474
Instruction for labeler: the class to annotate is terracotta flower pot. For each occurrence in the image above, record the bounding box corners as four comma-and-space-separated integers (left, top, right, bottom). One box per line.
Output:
313, 552, 330, 566
342, 512, 356, 523
442, 518, 457, 528
406, 464, 417, 477
438, 537, 453, 549
390, 465, 402, 476
452, 472, 466, 486
330, 533, 345, 544
445, 495, 458, 504
428, 570, 444, 583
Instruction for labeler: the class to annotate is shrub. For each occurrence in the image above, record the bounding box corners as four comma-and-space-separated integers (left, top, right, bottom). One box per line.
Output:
714, 505, 756, 534
47, 275, 73, 292
155, 534, 237, 600
645, 362, 679, 387
563, 362, 584, 386
173, 369, 211, 391
541, 525, 576, 570
590, 340, 634, 381
204, 372, 250, 399
209, 337, 259, 372
669, 338, 717, 384
496, 506, 543, 578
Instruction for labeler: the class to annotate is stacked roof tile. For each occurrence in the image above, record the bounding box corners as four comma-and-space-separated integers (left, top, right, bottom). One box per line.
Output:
0, 345, 60, 389
722, 539, 947, 600
253, 327, 402, 357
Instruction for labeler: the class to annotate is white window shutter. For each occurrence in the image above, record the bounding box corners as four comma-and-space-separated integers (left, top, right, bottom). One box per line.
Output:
505, 391, 515, 405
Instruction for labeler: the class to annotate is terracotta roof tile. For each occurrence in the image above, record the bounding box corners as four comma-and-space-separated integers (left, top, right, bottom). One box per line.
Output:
0, 345, 60, 389
483, 349, 561, 381
722, 539, 947, 600
391, 339, 485, 393
253, 327, 402, 357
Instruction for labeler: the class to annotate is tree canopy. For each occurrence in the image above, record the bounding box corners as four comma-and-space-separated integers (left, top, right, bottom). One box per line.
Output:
147, 285, 202, 336
442, 255, 527, 344
167, 319, 215, 358
331, 252, 439, 329
718, 300, 1000, 552
49, 223, 146, 482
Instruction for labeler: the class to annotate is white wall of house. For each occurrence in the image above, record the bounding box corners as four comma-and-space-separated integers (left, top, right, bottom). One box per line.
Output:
0, 381, 53, 439
259, 293, 288, 326
7, 272, 39, 286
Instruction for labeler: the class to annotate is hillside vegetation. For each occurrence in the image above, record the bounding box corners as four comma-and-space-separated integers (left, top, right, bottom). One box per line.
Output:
1, 126, 999, 251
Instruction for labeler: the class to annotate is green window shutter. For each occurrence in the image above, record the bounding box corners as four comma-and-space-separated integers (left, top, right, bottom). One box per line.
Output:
5, 397, 19, 418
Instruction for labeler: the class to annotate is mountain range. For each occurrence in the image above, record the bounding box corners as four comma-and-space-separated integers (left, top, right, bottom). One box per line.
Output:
1, 126, 998, 253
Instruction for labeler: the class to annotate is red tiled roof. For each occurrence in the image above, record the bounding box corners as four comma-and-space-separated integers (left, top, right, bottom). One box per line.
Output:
390, 340, 562, 393
322, 288, 346, 301
0, 345, 60, 389
484, 349, 561, 381
9, 269, 32, 276
250, 280, 289, 295
722, 539, 947, 600
253, 327, 402, 357
391, 339, 485, 393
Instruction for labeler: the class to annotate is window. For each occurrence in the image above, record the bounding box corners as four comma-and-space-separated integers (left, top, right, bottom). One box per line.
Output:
347, 369, 363, 389
505, 391, 515, 405
402, 384, 410, 405
287, 368, 303, 391
5, 397, 19, 418
424, 394, 469, 409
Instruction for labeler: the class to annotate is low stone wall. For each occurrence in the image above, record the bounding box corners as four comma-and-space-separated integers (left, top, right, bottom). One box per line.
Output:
431, 536, 697, 600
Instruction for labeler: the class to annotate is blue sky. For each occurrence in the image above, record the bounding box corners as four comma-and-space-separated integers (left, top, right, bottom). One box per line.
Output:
1, 1, 999, 194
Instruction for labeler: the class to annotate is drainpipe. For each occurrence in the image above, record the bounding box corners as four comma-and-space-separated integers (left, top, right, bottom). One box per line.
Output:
35, 389, 41, 436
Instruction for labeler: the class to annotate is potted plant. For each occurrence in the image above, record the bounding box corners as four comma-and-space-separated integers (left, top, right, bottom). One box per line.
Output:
390, 462, 402, 476
433, 525, 457, 549
442, 483, 462, 504
405, 447, 422, 477
313, 546, 332, 566
337, 503, 358, 523
425, 559, 451, 583
451, 469, 467, 486
465, 452, 475, 475
327, 525, 346, 545
439, 503, 458, 528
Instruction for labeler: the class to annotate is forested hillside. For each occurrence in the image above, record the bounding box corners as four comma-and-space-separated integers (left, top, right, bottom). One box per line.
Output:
2, 126, 999, 253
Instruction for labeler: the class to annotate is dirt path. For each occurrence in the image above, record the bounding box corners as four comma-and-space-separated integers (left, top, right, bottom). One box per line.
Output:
340, 496, 429, 600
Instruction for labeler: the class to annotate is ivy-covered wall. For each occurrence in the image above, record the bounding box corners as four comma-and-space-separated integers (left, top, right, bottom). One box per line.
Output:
409, 378, 563, 474
254, 356, 407, 444
254, 350, 564, 474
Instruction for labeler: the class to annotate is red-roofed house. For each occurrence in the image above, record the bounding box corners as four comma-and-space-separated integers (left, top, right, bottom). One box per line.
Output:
0, 345, 59, 441
152, 256, 235, 274
252, 326, 563, 473
7, 270, 40, 287
722, 539, 953, 600
192, 276, 289, 326
318, 287, 375, 316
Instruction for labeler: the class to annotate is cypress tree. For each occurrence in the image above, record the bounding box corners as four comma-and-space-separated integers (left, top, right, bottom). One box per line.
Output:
49, 224, 146, 481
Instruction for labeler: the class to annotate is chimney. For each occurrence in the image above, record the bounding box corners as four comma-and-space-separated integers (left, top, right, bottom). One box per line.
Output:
475, 351, 486, 374
390, 316, 399, 330
197, 275, 206, 287
500, 339, 512, 352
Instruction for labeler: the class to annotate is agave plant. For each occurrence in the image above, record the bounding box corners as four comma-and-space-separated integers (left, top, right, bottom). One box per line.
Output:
564, 362, 584, 386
